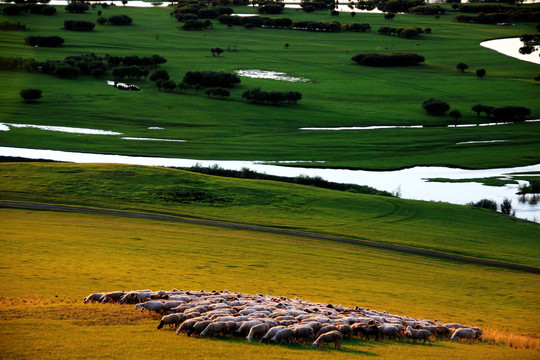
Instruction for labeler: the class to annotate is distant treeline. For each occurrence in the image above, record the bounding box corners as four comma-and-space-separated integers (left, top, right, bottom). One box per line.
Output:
0, 21, 26, 31
0, 53, 167, 79
454, 4, 540, 24
182, 164, 394, 197
2, 4, 56, 15
217, 15, 372, 33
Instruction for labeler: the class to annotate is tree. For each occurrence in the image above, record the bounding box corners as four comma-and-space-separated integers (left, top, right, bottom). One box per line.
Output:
20, 88, 42, 103
476, 68, 486, 78
500, 198, 512, 215
449, 109, 462, 124
65, 2, 89, 13
456, 62, 469, 72
149, 69, 169, 82
211, 47, 224, 56
422, 98, 450, 115
384, 12, 395, 20
471, 104, 494, 117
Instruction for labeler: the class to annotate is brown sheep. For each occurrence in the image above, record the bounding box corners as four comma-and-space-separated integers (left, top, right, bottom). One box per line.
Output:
313, 330, 343, 349
353, 324, 379, 341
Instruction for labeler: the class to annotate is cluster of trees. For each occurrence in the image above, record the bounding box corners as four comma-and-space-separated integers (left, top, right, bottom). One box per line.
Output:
105, 54, 167, 68
351, 52, 425, 66
0, 21, 26, 31
1, 53, 166, 80
467, 198, 513, 215
2, 4, 56, 15
423, 101, 531, 121
291, 20, 342, 32
171, 4, 233, 21
408, 4, 445, 14
342, 22, 371, 32
65, 2, 90, 13
181, 19, 213, 30
112, 66, 149, 80
182, 71, 241, 88
217, 15, 371, 33
257, 1, 285, 14
242, 88, 302, 105
24, 35, 64, 47
377, 26, 430, 38
376, 0, 425, 13
204, 87, 230, 99
107, 14, 133, 25
519, 34, 539, 55
454, 5, 540, 24
300, 0, 335, 12
64, 20, 95, 31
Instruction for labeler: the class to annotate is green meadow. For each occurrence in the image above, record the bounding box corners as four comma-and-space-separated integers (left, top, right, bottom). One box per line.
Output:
0, 4, 539, 169
1, 3, 540, 359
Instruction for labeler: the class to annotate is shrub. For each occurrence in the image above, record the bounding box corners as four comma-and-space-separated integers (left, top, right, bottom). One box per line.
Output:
182, 71, 240, 87
65, 2, 89, 13
0, 21, 26, 31
491, 106, 531, 122
20, 88, 42, 103
3, 6, 25, 15
64, 20, 95, 31
24, 35, 64, 47
351, 52, 424, 66
422, 98, 450, 115
258, 3, 284, 14
467, 199, 497, 211
108, 15, 133, 25
476, 68, 486, 78
205, 87, 230, 98
456, 62, 469, 72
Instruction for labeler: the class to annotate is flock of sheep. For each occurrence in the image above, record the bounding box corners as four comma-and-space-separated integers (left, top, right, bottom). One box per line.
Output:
84, 289, 482, 349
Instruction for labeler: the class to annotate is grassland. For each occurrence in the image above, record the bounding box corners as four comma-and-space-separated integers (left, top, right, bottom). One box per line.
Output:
1, 162, 539, 267
0, 5, 539, 169
0, 207, 539, 359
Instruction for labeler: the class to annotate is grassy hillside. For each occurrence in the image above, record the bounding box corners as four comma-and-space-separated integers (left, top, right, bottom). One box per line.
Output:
0, 5, 539, 169
0, 207, 538, 359
1, 162, 539, 267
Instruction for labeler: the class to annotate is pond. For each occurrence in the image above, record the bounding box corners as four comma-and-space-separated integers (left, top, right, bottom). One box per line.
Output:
480, 38, 540, 65
236, 69, 311, 83
1, 146, 538, 223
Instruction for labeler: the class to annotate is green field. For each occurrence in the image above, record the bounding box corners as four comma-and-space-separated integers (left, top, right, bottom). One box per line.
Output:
1, 3, 540, 359
1, 4, 539, 169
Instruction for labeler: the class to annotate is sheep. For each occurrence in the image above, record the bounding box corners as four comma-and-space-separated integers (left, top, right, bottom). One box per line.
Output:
134, 301, 166, 316
353, 324, 379, 341
315, 325, 338, 339
200, 321, 228, 337
99, 291, 126, 303
246, 323, 270, 342
405, 326, 432, 344
187, 320, 212, 337
234, 320, 261, 337
450, 328, 477, 343
83, 293, 103, 304
337, 324, 353, 339
378, 324, 403, 341
261, 326, 286, 343
157, 314, 183, 330
313, 330, 343, 349
292, 325, 314, 344
271, 328, 295, 345
176, 319, 197, 335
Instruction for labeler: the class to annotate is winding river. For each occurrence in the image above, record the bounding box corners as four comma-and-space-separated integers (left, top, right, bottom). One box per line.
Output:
1, 146, 539, 223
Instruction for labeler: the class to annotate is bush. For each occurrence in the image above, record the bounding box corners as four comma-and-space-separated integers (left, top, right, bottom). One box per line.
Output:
182, 71, 240, 87
20, 88, 42, 103
0, 21, 26, 31
258, 3, 284, 14
342, 22, 370, 32
24, 35, 64, 47
2, 6, 25, 15
108, 15, 133, 25
456, 62, 469, 72
490, 106, 531, 122
351, 52, 424, 66
422, 98, 450, 115
64, 20, 95, 31
205, 87, 230, 98
65, 2, 89, 13
242, 88, 301, 105
467, 199, 497, 211
476, 68, 486, 78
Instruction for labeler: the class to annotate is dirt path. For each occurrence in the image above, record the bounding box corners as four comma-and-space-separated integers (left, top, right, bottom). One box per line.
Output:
1, 200, 539, 274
